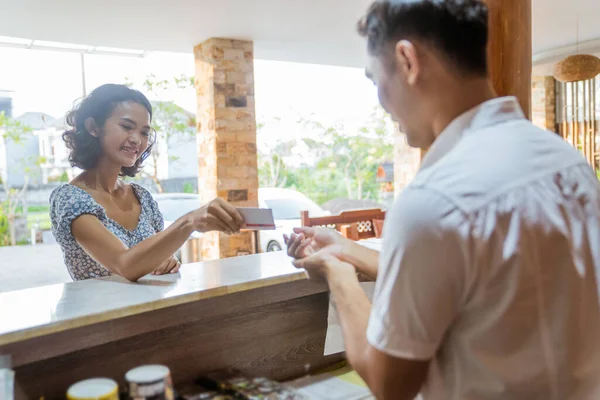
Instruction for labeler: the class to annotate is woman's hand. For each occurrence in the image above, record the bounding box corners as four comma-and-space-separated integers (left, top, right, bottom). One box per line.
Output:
189, 198, 245, 234
152, 256, 181, 275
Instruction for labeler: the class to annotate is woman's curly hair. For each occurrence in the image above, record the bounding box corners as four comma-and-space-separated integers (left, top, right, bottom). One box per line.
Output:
62, 84, 155, 177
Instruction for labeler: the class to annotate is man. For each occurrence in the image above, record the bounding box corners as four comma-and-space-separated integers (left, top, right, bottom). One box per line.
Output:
284, 1, 600, 399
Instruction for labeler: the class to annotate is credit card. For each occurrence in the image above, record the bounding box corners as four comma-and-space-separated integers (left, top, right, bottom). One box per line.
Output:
237, 207, 276, 230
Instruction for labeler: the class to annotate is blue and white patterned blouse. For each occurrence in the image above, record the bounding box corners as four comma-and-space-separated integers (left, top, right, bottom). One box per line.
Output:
49, 183, 164, 281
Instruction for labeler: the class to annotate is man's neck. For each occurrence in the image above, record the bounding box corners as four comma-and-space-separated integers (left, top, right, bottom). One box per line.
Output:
431, 78, 497, 139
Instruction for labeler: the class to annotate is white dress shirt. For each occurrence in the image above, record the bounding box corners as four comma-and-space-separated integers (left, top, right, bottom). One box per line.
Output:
367, 97, 600, 400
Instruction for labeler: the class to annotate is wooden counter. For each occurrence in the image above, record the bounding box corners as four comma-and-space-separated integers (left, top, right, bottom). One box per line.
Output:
0, 252, 344, 399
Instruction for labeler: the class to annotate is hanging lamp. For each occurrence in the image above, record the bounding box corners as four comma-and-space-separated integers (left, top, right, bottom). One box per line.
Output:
553, 13, 600, 83
554, 54, 600, 83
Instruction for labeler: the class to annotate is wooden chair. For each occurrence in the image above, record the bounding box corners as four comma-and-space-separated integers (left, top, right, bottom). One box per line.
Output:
300, 209, 386, 241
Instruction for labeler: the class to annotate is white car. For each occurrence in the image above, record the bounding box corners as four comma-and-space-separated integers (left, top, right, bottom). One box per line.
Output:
257, 187, 328, 252
153, 188, 328, 254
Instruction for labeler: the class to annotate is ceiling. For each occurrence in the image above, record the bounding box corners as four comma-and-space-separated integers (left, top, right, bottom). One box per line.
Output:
0, 0, 599, 70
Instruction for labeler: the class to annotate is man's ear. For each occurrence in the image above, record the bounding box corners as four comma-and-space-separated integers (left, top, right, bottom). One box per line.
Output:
395, 40, 420, 85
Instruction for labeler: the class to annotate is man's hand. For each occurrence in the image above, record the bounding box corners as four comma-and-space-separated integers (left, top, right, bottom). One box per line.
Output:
292, 246, 356, 282
152, 256, 181, 275
284, 226, 347, 259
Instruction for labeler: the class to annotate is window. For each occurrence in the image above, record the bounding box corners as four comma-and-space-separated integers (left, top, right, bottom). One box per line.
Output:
556, 76, 599, 172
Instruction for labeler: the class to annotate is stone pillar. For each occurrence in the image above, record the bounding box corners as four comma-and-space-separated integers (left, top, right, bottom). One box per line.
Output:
531, 76, 557, 132
194, 38, 258, 261
486, 0, 533, 118
393, 131, 421, 198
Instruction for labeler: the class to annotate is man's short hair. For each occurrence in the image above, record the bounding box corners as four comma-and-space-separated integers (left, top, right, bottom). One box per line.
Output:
358, 0, 489, 77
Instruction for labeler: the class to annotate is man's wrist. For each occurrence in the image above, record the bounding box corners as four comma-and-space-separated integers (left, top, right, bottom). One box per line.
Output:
338, 240, 359, 265
325, 258, 358, 285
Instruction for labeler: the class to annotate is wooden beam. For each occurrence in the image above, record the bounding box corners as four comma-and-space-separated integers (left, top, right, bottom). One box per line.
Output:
486, 0, 533, 118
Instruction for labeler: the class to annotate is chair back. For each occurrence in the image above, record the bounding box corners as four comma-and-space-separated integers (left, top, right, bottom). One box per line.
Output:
300, 209, 386, 240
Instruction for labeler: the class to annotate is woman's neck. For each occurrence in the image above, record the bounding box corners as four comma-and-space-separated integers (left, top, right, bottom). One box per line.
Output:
80, 159, 123, 194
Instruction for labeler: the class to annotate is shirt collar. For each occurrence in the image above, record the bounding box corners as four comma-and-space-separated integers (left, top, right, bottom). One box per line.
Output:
419, 96, 525, 171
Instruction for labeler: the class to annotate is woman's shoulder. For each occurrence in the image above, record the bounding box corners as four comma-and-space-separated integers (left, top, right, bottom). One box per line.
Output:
129, 182, 157, 205
50, 183, 88, 202
49, 184, 98, 213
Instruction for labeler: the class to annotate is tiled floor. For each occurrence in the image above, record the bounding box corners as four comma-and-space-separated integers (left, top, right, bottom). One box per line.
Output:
0, 244, 71, 293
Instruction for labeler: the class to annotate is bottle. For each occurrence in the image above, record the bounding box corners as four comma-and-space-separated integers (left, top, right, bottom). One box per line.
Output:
125, 364, 174, 400
66, 378, 119, 400
0, 355, 14, 400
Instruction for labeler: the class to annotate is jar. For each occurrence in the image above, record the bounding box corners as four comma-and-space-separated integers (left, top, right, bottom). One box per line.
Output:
125, 364, 174, 400
66, 378, 119, 400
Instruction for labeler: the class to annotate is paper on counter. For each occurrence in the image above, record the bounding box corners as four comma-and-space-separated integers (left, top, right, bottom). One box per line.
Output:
290, 368, 373, 400
324, 282, 377, 356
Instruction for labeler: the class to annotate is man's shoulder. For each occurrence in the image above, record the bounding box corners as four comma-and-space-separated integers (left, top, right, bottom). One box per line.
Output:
411, 121, 588, 213
390, 185, 467, 234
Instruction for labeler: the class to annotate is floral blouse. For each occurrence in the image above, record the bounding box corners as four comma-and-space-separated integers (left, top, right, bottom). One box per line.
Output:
49, 183, 164, 281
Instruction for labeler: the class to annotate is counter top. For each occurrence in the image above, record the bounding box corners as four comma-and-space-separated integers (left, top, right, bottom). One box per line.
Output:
0, 251, 305, 347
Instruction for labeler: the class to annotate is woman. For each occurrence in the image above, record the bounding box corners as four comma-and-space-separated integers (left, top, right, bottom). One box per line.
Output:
50, 84, 244, 282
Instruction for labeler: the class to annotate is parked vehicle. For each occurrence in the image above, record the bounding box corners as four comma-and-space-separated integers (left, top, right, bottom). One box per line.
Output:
152, 188, 328, 256
257, 188, 328, 252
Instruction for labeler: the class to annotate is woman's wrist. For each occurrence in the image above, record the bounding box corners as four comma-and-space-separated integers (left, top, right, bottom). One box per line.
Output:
175, 213, 197, 235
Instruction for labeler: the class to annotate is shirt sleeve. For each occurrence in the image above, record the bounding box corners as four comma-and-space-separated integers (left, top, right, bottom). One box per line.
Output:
150, 196, 165, 233
136, 185, 164, 233
49, 185, 105, 246
367, 186, 469, 360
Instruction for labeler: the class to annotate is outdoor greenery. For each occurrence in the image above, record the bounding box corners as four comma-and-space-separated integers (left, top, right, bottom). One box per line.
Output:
258, 107, 394, 205
183, 182, 195, 194
27, 207, 51, 231
0, 111, 34, 246
126, 74, 197, 193
0, 203, 9, 246
0, 111, 33, 144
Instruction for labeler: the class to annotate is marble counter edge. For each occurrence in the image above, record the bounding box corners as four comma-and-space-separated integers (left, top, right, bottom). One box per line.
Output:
0, 268, 309, 347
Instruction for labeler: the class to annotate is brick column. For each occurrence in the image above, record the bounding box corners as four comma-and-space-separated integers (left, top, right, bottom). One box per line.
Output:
393, 130, 421, 198
194, 38, 258, 260
531, 76, 557, 132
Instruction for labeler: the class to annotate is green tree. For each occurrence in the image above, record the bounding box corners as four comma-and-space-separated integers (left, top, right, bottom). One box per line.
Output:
182, 182, 195, 194
126, 74, 197, 192
258, 140, 296, 188
0, 202, 8, 246
0, 112, 33, 144
59, 171, 69, 182
256, 117, 297, 188
285, 165, 347, 205
300, 106, 394, 200
0, 112, 34, 245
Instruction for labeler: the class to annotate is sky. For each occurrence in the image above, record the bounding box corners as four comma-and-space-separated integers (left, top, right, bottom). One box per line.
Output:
0, 46, 380, 149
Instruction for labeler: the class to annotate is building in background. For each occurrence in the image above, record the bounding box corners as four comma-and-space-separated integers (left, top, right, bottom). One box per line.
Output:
152, 101, 198, 181
0, 90, 45, 187
36, 116, 79, 184
0, 97, 199, 188
0, 89, 13, 117
0, 89, 13, 185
